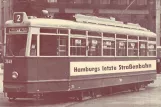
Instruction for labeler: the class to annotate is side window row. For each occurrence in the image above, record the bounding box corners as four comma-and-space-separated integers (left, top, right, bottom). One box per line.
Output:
30, 33, 156, 57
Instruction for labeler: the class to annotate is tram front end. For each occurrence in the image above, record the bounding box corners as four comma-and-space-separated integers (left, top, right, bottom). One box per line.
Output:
3, 12, 71, 100
2, 29, 41, 99
3, 57, 39, 99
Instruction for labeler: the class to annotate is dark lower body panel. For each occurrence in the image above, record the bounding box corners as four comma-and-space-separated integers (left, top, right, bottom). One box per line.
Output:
3, 71, 156, 99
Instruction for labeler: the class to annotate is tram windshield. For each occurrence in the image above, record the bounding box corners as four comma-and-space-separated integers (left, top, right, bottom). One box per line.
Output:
6, 34, 27, 56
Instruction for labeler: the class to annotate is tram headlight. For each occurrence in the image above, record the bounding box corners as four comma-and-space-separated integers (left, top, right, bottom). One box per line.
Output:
12, 71, 18, 79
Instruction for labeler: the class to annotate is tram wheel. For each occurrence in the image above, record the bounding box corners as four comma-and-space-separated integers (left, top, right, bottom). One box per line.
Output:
130, 88, 135, 92
76, 91, 84, 101
90, 90, 96, 98
141, 84, 146, 88
134, 85, 140, 92
8, 97, 16, 102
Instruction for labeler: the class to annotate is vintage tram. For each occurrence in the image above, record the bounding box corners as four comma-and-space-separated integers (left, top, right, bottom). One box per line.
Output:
3, 12, 157, 101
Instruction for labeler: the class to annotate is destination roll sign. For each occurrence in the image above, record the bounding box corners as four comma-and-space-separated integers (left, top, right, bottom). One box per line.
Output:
7, 27, 28, 33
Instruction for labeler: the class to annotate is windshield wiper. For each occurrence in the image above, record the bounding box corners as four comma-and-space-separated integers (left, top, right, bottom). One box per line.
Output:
8, 48, 14, 57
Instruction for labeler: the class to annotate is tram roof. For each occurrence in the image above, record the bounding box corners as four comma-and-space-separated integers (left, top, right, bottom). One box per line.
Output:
5, 18, 156, 37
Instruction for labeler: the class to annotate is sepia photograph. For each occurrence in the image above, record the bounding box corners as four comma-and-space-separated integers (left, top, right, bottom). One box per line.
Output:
0, 0, 161, 107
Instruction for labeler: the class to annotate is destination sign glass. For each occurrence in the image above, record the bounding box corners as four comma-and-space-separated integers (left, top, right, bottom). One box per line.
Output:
6, 27, 28, 33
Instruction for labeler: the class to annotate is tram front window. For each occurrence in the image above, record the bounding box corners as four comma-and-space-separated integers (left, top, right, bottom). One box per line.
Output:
6, 34, 27, 56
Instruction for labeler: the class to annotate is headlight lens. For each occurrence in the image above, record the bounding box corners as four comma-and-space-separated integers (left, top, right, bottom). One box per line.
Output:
12, 71, 18, 79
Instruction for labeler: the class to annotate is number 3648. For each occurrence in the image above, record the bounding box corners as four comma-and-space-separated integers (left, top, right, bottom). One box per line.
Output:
5, 59, 12, 64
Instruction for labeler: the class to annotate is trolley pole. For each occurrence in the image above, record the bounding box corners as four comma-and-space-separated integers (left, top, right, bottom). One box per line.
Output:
156, 0, 161, 46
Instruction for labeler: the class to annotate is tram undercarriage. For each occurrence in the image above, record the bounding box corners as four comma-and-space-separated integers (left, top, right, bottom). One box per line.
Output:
4, 75, 154, 101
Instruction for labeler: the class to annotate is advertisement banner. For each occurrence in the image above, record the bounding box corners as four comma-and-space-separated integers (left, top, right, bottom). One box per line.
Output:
70, 60, 156, 76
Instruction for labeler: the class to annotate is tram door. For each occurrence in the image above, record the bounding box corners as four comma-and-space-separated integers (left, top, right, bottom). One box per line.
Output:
30, 35, 37, 56
157, 47, 161, 74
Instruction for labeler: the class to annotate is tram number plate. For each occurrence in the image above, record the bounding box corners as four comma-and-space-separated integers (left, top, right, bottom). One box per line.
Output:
5, 59, 12, 64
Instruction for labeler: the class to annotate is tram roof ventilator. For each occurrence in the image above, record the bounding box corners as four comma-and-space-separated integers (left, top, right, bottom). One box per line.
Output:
74, 14, 148, 31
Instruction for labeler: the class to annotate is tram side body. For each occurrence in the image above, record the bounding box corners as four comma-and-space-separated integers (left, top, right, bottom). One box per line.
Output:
3, 16, 157, 100
4, 56, 156, 99
157, 47, 161, 74
157, 57, 161, 74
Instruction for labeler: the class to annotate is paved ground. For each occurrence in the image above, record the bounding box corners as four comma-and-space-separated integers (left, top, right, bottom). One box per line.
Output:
0, 64, 3, 93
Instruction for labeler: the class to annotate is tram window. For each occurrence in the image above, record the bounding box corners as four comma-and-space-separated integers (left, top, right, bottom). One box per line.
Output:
116, 40, 127, 56
148, 43, 156, 56
71, 29, 86, 35
139, 37, 147, 40
88, 38, 101, 56
40, 28, 57, 33
57, 36, 68, 56
40, 35, 57, 56
116, 34, 127, 39
139, 41, 147, 56
70, 38, 86, 56
149, 37, 156, 41
0, 44, 2, 63
157, 47, 161, 57
103, 40, 115, 56
128, 42, 138, 56
128, 36, 137, 40
103, 33, 114, 38
6, 34, 27, 56
30, 35, 37, 56
58, 29, 68, 34
88, 31, 101, 37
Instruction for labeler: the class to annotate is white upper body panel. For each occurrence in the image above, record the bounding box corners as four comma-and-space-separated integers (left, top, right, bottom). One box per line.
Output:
5, 18, 156, 37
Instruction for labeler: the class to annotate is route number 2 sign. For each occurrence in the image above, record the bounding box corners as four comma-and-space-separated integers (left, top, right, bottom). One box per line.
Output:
13, 13, 23, 23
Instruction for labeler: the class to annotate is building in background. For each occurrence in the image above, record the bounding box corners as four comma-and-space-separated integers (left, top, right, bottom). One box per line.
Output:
0, 0, 160, 45
12, 0, 156, 30
0, 0, 13, 42
0, 0, 13, 54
